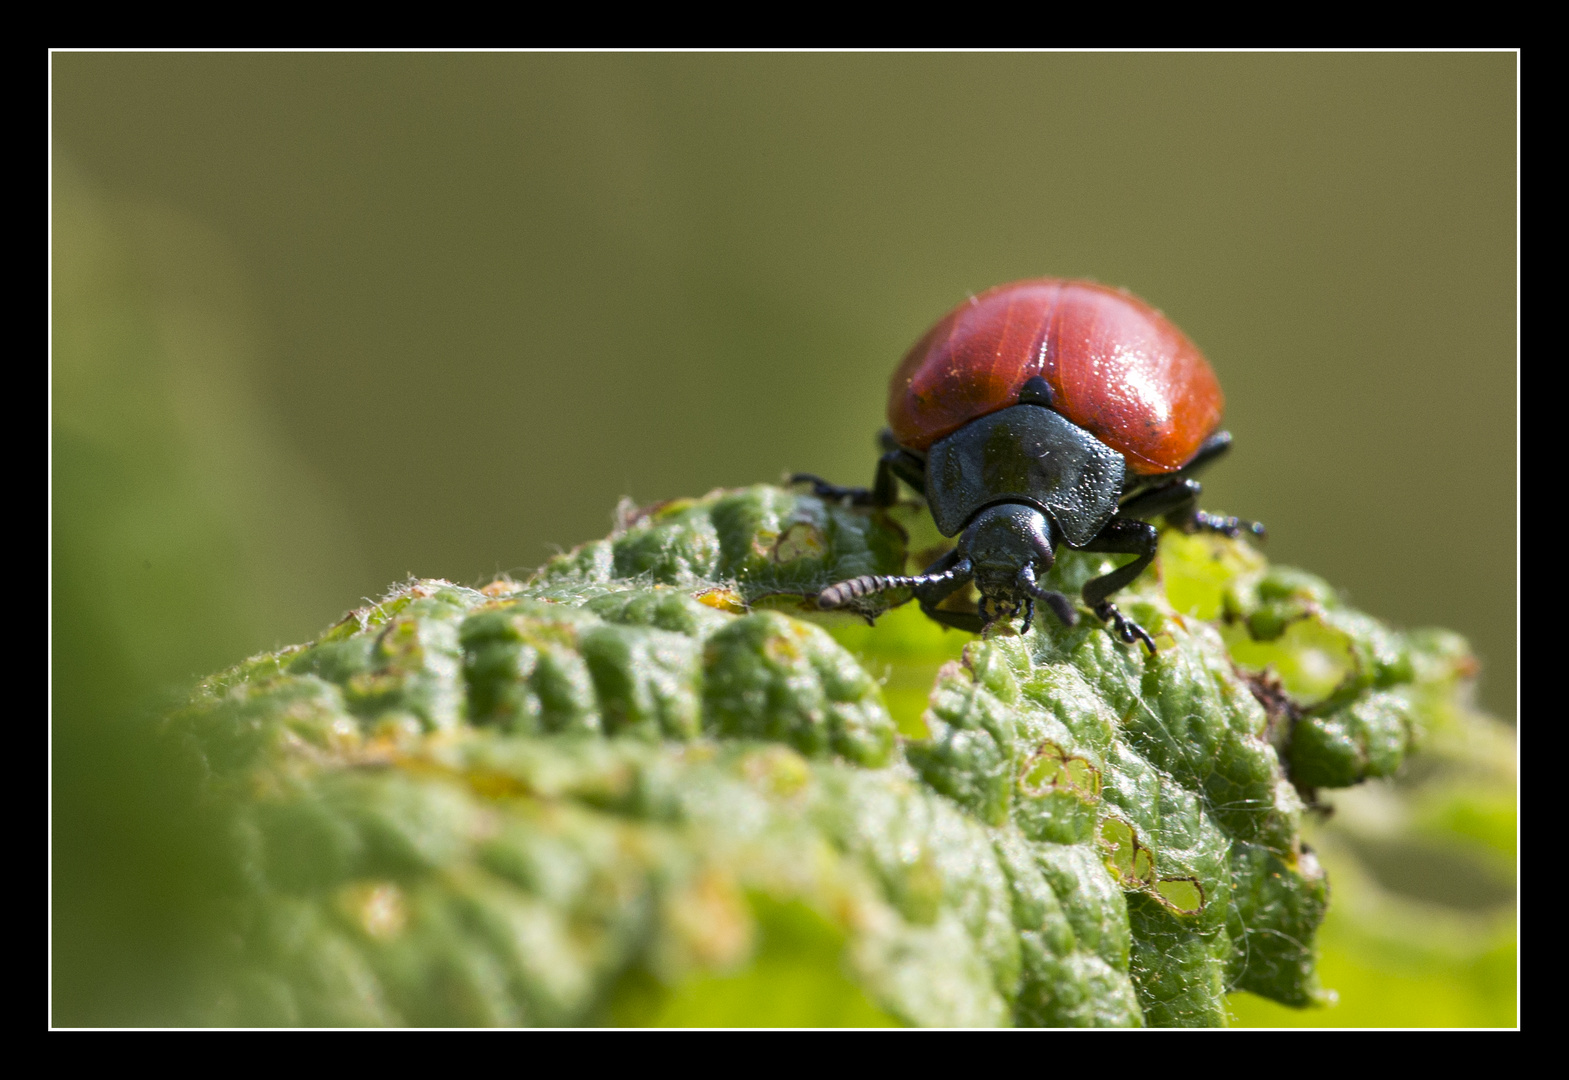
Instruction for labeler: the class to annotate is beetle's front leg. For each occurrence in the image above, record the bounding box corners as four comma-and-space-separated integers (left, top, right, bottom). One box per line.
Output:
1075, 517, 1160, 654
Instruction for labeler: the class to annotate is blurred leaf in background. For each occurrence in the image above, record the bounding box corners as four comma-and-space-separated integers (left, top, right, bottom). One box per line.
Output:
51, 162, 363, 1023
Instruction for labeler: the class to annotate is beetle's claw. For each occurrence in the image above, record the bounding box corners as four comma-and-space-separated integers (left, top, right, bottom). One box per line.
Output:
1094, 601, 1157, 655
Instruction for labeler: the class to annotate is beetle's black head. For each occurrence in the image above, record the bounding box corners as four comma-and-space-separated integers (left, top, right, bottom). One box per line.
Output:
956, 503, 1057, 628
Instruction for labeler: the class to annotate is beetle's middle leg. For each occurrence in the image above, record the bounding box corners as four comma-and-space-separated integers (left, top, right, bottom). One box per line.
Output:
1120, 477, 1265, 540
792, 431, 926, 507
1119, 431, 1264, 539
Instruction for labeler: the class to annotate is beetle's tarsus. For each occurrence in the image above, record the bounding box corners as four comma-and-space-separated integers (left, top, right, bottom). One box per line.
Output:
1094, 601, 1157, 654
1188, 510, 1267, 543
791, 473, 875, 506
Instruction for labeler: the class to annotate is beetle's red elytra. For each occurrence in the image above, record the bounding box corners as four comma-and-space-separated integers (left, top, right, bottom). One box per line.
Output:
887, 279, 1224, 475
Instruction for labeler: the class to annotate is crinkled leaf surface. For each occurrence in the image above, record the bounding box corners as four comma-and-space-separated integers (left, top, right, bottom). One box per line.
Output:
170, 485, 1482, 1026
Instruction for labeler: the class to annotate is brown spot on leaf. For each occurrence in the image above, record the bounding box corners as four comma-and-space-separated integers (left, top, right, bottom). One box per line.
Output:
664, 869, 754, 971
481, 576, 520, 598
694, 586, 747, 614
1240, 666, 1301, 753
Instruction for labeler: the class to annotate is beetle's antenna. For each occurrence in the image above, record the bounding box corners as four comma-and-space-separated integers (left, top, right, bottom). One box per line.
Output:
817, 559, 973, 610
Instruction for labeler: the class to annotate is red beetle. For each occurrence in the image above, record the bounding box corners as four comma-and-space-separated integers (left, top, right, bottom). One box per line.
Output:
798, 278, 1262, 650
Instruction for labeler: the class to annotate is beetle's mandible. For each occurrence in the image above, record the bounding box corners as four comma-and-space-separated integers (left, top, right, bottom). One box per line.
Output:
795, 278, 1264, 652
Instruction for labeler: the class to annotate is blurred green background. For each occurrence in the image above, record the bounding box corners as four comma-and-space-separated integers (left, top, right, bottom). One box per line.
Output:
51, 53, 1516, 1026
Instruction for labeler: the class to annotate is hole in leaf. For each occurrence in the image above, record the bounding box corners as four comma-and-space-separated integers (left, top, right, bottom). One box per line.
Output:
773, 522, 828, 564
1099, 818, 1155, 888
1020, 742, 1101, 800
1021, 749, 1067, 794
1154, 877, 1205, 915
1063, 756, 1102, 798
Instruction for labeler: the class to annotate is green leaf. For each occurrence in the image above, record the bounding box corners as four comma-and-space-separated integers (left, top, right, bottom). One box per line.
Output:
163, 486, 1496, 1026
